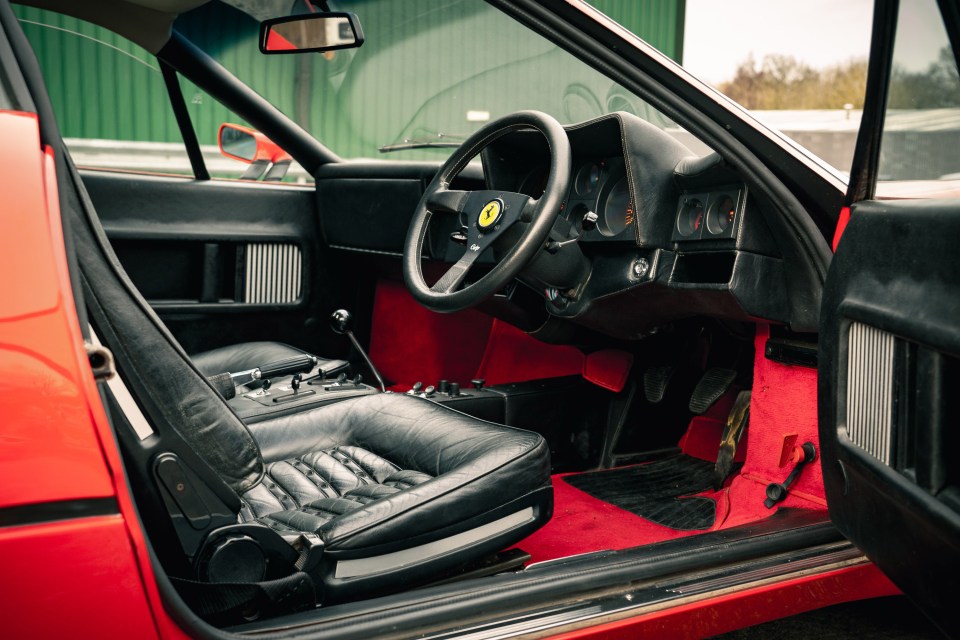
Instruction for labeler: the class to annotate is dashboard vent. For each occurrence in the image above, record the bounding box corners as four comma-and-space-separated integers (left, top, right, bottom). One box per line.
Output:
243, 243, 302, 304
845, 321, 896, 465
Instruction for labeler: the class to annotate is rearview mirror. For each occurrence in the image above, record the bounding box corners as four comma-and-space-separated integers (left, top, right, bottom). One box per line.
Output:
260, 12, 364, 54
218, 123, 292, 181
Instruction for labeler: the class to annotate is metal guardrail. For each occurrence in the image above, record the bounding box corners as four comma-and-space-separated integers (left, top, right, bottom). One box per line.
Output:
65, 138, 313, 183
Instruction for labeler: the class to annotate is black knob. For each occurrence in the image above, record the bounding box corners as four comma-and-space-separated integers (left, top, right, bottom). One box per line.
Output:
438, 379, 450, 394
330, 309, 353, 335
337, 372, 347, 384
352, 374, 363, 386
470, 378, 485, 390
411, 381, 423, 393
448, 382, 461, 397
581, 210, 599, 232
424, 385, 435, 397
261, 378, 272, 391
291, 373, 301, 391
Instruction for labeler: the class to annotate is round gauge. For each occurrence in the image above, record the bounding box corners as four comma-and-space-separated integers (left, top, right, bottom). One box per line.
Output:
677, 198, 705, 237
599, 176, 632, 237
706, 194, 736, 235
574, 163, 602, 196
518, 166, 548, 198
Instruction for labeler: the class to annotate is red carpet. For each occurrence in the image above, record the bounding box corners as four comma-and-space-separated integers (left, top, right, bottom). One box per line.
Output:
369, 279, 585, 389
514, 324, 827, 563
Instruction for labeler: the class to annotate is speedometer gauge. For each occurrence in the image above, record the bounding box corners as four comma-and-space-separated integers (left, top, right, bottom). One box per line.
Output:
598, 176, 632, 237
575, 163, 602, 196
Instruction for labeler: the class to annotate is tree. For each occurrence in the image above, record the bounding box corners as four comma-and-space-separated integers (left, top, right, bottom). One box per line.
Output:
718, 54, 867, 110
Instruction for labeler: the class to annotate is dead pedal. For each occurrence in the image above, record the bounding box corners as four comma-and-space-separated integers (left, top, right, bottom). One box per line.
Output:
689, 368, 737, 414
643, 365, 675, 403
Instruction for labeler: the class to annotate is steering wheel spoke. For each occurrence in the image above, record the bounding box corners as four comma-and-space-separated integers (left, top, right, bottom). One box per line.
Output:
426, 188, 469, 215
519, 195, 538, 223
430, 251, 480, 294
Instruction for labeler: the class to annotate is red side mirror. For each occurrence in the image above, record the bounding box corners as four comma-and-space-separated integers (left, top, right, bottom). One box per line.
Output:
217, 123, 292, 181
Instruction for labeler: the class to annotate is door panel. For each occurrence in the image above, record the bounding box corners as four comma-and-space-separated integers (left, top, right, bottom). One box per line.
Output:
819, 198, 960, 636
83, 170, 346, 358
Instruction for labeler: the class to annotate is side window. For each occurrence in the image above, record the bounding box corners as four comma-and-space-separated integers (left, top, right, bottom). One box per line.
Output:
178, 76, 313, 183
14, 7, 193, 176
877, 0, 960, 194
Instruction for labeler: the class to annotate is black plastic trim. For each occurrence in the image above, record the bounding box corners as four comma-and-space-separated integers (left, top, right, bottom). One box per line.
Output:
233, 511, 840, 637
845, 0, 898, 205
0, 497, 119, 528
161, 61, 210, 181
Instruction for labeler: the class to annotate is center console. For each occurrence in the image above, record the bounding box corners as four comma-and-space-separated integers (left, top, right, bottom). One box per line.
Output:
227, 370, 378, 423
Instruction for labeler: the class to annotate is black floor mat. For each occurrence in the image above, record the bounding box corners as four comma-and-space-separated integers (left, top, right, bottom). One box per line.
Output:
563, 455, 729, 531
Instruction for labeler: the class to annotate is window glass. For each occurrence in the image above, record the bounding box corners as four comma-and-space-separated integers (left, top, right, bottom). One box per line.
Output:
681, 0, 873, 177
177, 76, 312, 183
176, 0, 698, 162
14, 6, 193, 176
876, 0, 960, 197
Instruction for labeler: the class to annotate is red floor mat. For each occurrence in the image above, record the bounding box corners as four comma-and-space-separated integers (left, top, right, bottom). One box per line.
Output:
516, 474, 703, 564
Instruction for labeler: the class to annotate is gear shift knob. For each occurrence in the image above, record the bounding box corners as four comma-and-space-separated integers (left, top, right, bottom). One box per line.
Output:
330, 309, 353, 335
328, 308, 386, 393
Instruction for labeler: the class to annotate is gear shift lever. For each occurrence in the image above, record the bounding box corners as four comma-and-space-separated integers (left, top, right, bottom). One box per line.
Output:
330, 309, 386, 392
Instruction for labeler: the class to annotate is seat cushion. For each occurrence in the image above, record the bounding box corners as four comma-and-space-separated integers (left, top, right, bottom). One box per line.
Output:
242, 392, 553, 599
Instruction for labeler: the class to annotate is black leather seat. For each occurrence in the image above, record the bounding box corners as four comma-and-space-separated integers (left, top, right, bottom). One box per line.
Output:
61, 152, 553, 609
191, 340, 348, 379
242, 393, 551, 599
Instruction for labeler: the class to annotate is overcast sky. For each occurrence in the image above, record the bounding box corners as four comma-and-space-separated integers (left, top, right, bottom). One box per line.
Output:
681, 0, 943, 85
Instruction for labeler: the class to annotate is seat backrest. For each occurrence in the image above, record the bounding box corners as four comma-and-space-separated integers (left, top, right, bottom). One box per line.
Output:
63, 158, 265, 496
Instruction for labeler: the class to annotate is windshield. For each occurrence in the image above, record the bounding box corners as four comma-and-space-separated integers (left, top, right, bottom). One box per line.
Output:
175, 0, 694, 161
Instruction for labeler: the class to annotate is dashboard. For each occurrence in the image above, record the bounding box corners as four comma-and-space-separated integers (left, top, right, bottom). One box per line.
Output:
476, 112, 790, 339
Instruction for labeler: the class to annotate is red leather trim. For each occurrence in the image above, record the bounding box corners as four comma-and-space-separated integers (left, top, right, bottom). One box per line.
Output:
832, 206, 851, 252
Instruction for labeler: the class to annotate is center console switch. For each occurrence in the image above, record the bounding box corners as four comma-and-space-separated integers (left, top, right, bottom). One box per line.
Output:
226, 364, 377, 423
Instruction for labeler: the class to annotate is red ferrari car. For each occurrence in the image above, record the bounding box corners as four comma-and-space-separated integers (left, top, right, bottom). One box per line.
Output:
1, 0, 957, 637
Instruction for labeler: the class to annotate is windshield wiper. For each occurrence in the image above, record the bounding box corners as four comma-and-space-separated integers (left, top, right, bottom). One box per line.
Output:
378, 133, 465, 153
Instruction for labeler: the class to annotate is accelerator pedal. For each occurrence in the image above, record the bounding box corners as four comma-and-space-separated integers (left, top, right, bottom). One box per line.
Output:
643, 365, 675, 403
689, 367, 737, 414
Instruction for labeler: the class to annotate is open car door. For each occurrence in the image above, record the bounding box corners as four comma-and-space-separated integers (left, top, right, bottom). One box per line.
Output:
819, 0, 960, 635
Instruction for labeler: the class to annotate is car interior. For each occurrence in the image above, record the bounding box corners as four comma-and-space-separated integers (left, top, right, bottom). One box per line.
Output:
3, 0, 865, 633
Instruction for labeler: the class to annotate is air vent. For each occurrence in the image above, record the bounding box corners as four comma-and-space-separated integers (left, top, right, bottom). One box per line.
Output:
845, 322, 896, 465
244, 243, 302, 304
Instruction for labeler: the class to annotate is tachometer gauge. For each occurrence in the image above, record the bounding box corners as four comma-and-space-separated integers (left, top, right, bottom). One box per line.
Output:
575, 163, 602, 196
706, 194, 736, 235
599, 176, 633, 237
677, 198, 704, 237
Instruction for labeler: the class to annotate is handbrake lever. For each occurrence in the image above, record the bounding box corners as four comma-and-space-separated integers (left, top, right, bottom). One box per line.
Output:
228, 354, 318, 387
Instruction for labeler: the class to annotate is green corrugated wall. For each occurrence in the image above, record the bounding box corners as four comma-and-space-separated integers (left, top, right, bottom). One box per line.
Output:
14, 1, 684, 159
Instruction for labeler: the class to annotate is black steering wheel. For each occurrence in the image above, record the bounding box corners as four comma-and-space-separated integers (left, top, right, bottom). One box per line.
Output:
403, 111, 571, 313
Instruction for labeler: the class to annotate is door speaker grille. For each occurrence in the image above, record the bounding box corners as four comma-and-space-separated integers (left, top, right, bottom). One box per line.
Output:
845, 322, 895, 465
244, 243, 302, 304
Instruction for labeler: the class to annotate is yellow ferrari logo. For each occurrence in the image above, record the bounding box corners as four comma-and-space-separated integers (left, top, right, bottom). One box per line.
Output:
478, 199, 503, 229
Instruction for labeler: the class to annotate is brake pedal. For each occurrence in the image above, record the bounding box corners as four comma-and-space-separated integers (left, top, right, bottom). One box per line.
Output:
643, 365, 675, 403
689, 367, 736, 414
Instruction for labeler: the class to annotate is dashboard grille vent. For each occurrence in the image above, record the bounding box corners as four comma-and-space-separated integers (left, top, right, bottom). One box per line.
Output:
845, 321, 895, 465
244, 243, 302, 304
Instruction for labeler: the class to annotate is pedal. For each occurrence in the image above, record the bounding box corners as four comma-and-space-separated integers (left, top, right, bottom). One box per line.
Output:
689, 368, 736, 414
643, 365, 675, 403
